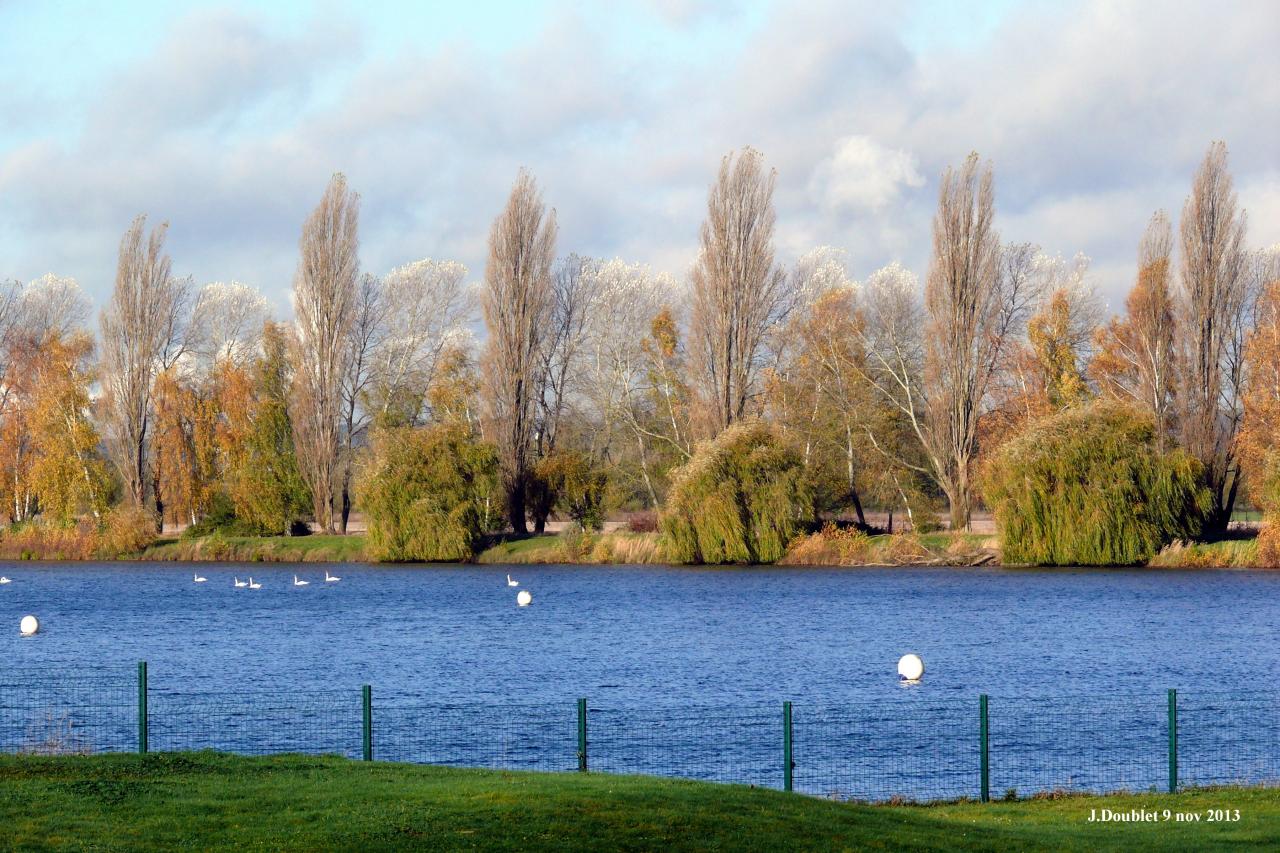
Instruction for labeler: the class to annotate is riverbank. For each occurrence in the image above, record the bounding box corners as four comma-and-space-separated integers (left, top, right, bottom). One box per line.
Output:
0, 752, 1274, 851
0, 526, 1261, 568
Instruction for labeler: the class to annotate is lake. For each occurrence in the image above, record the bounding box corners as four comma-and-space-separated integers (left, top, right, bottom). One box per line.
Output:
3, 561, 1279, 800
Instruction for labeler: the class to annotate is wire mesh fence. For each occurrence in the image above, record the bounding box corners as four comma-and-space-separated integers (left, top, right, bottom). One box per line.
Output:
3, 665, 1279, 803
795, 698, 977, 800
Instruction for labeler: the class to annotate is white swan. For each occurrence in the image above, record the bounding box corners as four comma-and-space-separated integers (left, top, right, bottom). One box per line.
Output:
293, 575, 310, 587
507, 574, 519, 587
248, 577, 261, 589
193, 573, 207, 583
0, 576, 11, 584
325, 571, 340, 583
233, 577, 247, 588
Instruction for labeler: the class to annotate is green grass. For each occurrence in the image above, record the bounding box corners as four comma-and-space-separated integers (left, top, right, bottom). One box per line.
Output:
476, 533, 564, 562
0, 753, 1276, 851
137, 534, 367, 563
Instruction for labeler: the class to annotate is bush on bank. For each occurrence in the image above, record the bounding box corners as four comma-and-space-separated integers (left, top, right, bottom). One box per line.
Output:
661, 421, 814, 564
982, 401, 1209, 566
359, 424, 499, 562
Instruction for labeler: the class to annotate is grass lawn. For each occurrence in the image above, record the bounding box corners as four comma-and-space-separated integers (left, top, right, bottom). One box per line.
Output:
138, 534, 367, 563
0, 753, 1276, 851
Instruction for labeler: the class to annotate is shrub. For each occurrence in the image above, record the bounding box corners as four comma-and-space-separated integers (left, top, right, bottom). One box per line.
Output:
359, 424, 499, 562
660, 421, 814, 564
536, 450, 608, 531
96, 505, 159, 558
982, 401, 1209, 566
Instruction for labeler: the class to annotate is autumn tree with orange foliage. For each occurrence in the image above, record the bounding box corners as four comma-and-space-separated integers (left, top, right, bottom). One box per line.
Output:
1091, 212, 1178, 451
24, 332, 109, 523
1238, 266, 1280, 564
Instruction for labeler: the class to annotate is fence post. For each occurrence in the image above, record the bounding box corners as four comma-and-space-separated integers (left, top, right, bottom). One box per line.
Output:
577, 698, 588, 771
979, 694, 989, 803
137, 661, 148, 755
783, 701, 793, 792
1167, 689, 1177, 794
362, 685, 373, 761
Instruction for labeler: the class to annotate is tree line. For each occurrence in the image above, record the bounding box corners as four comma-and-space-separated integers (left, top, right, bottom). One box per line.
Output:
2, 141, 1277, 560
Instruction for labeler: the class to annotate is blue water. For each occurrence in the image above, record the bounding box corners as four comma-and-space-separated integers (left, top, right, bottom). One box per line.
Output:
2, 561, 1279, 799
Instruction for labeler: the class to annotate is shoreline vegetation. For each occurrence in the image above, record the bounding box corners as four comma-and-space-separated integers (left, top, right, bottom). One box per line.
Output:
1, 752, 1278, 851
3, 146, 1277, 579
0, 525, 1260, 569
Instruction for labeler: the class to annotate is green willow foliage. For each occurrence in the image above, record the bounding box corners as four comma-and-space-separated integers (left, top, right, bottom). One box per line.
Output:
360, 424, 499, 562
661, 421, 814, 564
983, 401, 1210, 566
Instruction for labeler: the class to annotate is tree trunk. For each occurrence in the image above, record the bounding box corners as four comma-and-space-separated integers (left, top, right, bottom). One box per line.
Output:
152, 471, 164, 532
506, 478, 528, 534
948, 486, 970, 532
340, 482, 351, 535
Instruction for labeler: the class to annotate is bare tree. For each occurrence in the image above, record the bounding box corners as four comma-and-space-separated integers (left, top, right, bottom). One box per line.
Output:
291, 174, 360, 534
1176, 141, 1250, 532
689, 147, 793, 433
189, 281, 271, 370
17, 274, 89, 345
922, 153, 1005, 530
1091, 212, 1178, 449
481, 170, 557, 534
100, 215, 190, 516
337, 272, 385, 534
373, 259, 473, 423
580, 260, 679, 508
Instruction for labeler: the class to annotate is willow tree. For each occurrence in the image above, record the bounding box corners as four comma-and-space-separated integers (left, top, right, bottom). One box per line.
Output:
1176, 142, 1251, 533
984, 401, 1207, 566
481, 170, 557, 534
1091, 212, 1178, 451
690, 148, 792, 434
291, 174, 359, 534
100, 216, 191, 525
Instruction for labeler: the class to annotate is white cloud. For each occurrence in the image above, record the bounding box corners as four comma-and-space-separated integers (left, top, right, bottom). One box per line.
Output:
810, 136, 925, 212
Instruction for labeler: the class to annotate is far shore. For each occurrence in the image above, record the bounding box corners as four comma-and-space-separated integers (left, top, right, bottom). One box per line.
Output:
0, 528, 1262, 570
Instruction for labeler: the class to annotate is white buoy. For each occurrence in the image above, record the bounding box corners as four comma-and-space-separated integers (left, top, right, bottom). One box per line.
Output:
19, 614, 39, 636
516, 589, 532, 607
897, 653, 924, 681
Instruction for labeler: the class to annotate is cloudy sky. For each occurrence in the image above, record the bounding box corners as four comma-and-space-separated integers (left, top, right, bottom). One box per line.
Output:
1, 0, 1277, 317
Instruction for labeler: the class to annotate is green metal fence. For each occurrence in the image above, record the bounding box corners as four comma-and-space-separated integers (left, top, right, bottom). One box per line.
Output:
3, 664, 1279, 802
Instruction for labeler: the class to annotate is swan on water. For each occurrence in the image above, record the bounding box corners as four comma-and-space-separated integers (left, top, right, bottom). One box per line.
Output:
507, 574, 519, 587
517, 589, 532, 606
294, 575, 310, 586
248, 578, 261, 589
194, 573, 207, 583
325, 571, 340, 583
233, 577, 247, 588
0, 576, 10, 584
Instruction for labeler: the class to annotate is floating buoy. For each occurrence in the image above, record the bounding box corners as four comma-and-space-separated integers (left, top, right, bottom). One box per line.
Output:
517, 590, 532, 607
897, 653, 924, 681
19, 615, 39, 636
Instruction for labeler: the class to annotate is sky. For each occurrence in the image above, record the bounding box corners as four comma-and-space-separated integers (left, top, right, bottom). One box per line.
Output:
0, 0, 1277, 318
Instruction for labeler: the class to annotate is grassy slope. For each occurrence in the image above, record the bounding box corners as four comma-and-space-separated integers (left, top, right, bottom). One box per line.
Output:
0, 753, 1275, 852
137, 534, 367, 563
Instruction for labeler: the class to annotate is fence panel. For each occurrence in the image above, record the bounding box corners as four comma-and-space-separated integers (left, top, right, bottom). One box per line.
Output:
149, 689, 360, 758
987, 693, 1166, 796
376, 701, 574, 771
0, 667, 136, 755
1180, 690, 1280, 788
794, 697, 976, 801
587, 704, 776, 786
